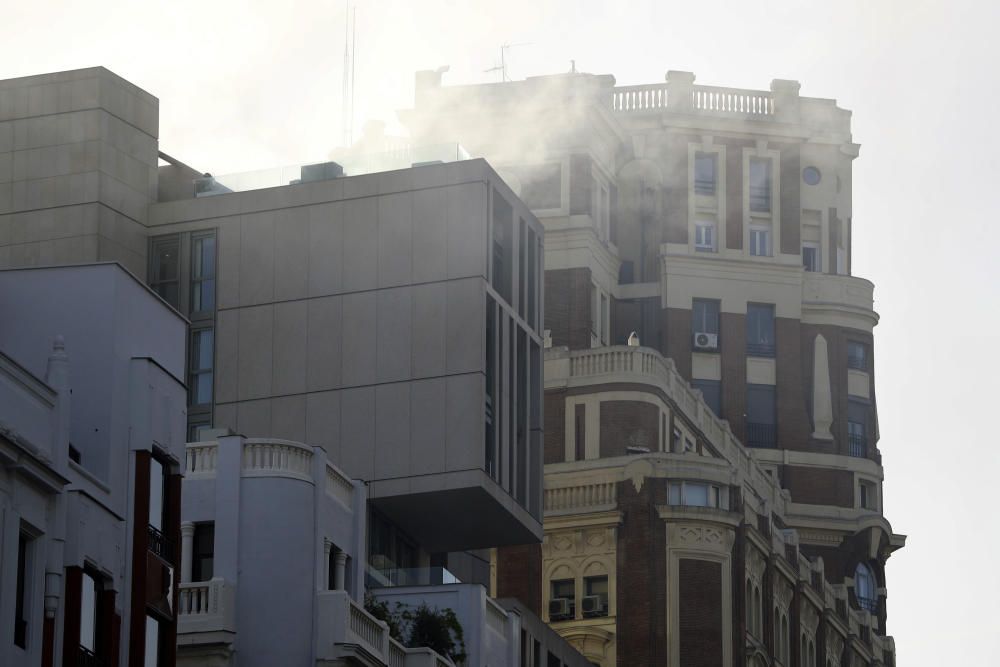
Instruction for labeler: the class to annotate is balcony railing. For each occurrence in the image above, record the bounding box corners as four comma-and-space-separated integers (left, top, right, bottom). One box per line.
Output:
746, 423, 777, 448
147, 524, 175, 563
178, 578, 237, 635
77, 646, 110, 667
746, 342, 776, 357
849, 434, 867, 458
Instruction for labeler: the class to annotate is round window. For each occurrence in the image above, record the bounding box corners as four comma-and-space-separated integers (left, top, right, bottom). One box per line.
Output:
802, 166, 821, 185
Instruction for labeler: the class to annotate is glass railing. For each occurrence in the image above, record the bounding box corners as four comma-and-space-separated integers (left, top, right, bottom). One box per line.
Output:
195, 143, 470, 197
365, 565, 461, 589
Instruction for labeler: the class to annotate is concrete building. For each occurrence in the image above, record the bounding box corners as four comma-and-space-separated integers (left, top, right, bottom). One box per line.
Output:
0, 263, 188, 667
0, 67, 589, 667
401, 70, 905, 666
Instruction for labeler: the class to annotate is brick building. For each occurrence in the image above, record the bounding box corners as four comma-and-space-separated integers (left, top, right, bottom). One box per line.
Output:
403, 69, 905, 666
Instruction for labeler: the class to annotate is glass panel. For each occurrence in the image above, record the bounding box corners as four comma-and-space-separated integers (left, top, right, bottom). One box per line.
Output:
194, 373, 213, 405
803, 246, 819, 272
155, 283, 179, 307
144, 616, 160, 667
80, 572, 97, 651
669, 483, 681, 505
192, 330, 214, 372
193, 236, 216, 280
749, 158, 772, 212
193, 523, 215, 581
692, 300, 720, 335
149, 458, 164, 531
153, 239, 179, 282
695, 153, 716, 195
685, 483, 709, 507
746, 304, 775, 354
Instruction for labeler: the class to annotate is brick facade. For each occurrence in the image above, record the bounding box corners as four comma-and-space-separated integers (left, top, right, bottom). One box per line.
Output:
496, 543, 544, 617
678, 559, 723, 667
545, 267, 592, 350
599, 401, 659, 457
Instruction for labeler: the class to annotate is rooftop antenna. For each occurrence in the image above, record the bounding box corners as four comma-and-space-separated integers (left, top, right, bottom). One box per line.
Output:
341, 0, 357, 147
483, 42, 531, 82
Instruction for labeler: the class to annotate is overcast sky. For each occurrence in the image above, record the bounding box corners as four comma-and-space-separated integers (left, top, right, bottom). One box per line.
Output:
4, 0, 997, 663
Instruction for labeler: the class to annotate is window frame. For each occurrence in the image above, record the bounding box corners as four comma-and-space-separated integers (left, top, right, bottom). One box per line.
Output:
746, 304, 776, 357
187, 326, 215, 409
694, 152, 717, 196
802, 243, 820, 272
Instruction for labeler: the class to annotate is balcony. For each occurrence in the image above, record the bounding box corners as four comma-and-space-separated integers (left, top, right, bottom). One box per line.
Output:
746, 423, 777, 448
178, 578, 237, 636
147, 524, 175, 563
77, 646, 110, 667
848, 434, 867, 458
315, 589, 455, 667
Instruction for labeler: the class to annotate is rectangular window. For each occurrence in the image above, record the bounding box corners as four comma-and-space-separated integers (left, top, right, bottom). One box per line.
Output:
803, 244, 820, 272
188, 328, 215, 407
492, 190, 514, 305
749, 225, 771, 257
847, 341, 867, 370
149, 457, 165, 533
192, 523, 215, 582
600, 293, 609, 345
695, 219, 716, 252
691, 379, 722, 417
746, 304, 775, 357
692, 299, 720, 340
14, 529, 31, 649
80, 570, 98, 653
749, 158, 772, 212
860, 481, 876, 510
144, 616, 160, 667
695, 152, 717, 195
190, 233, 216, 314
848, 401, 868, 457
549, 579, 575, 620
583, 576, 609, 617
746, 384, 776, 448
150, 236, 180, 308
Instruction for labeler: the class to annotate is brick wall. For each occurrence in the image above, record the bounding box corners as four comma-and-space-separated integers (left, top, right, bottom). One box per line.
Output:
663, 307, 693, 381
616, 480, 667, 666
545, 267, 592, 350
599, 401, 660, 457
678, 559, 723, 667
495, 543, 543, 616
775, 317, 812, 451
776, 142, 801, 255
720, 312, 748, 444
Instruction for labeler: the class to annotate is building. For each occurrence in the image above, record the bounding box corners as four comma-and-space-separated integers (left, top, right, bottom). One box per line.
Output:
0, 67, 591, 667
402, 70, 905, 666
0, 263, 188, 667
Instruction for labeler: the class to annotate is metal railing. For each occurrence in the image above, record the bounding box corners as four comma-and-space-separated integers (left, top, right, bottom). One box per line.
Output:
147, 524, 175, 563
77, 646, 110, 667
746, 342, 776, 357
746, 423, 777, 448
848, 434, 867, 458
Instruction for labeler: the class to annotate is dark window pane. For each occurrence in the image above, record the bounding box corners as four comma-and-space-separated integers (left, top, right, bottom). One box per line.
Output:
15, 531, 29, 649
692, 379, 722, 416
749, 158, 772, 212
193, 236, 216, 280
193, 523, 215, 582
747, 384, 776, 447
153, 240, 179, 282
847, 341, 867, 370
692, 299, 720, 335
746, 304, 775, 356
803, 246, 819, 272
695, 153, 716, 195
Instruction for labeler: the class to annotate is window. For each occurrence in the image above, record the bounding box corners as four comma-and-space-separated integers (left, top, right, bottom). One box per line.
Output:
190, 233, 216, 314
549, 579, 575, 621
492, 191, 514, 305
749, 224, 771, 257
803, 244, 820, 272
80, 570, 99, 654
749, 158, 772, 212
746, 304, 775, 357
188, 328, 214, 407
859, 480, 877, 511
854, 563, 877, 612
802, 166, 822, 185
668, 482, 723, 508
516, 163, 562, 210
600, 293, 609, 345
847, 341, 867, 370
695, 152, 717, 195
583, 576, 609, 617
149, 457, 165, 533
695, 218, 717, 252
671, 427, 683, 454
692, 298, 720, 350
192, 523, 215, 582
150, 236, 180, 308
691, 379, 722, 417
14, 529, 32, 649
144, 615, 161, 667
847, 401, 868, 457
746, 385, 776, 448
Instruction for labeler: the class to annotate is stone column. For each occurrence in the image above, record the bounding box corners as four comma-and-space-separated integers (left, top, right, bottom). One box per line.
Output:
334, 551, 348, 591
323, 539, 334, 589
181, 522, 195, 583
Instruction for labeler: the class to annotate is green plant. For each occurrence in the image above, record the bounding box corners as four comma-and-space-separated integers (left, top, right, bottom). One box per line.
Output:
363, 592, 403, 641
400, 604, 467, 665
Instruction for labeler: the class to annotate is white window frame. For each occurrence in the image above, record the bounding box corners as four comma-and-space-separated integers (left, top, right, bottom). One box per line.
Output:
742, 146, 781, 259
688, 141, 726, 255
749, 224, 771, 257
802, 242, 821, 272
694, 217, 717, 253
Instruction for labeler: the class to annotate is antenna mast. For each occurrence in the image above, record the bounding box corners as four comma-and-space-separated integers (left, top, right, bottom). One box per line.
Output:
341, 0, 356, 147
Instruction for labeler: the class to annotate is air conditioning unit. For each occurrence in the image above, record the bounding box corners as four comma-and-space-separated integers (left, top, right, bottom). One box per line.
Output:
548, 598, 570, 618
693, 332, 719, 350
581, 595, 605, 616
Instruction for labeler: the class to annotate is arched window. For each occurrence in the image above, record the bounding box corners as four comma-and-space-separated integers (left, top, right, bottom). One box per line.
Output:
855, 562, 877, 612
780, 614, 789, 662
773, 607, 781, 654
